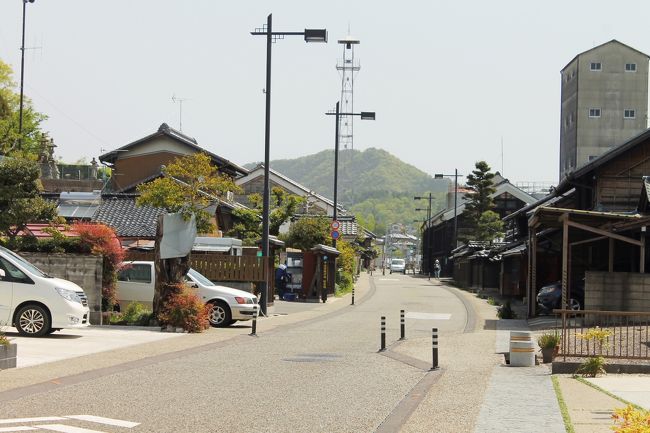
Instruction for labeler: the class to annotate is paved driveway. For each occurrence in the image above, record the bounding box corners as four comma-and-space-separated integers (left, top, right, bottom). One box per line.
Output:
3, 326, 184, 368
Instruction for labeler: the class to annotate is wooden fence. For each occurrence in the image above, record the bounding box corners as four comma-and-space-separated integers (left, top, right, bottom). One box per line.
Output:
124, 251, 270, 283
557, 309, 650, 361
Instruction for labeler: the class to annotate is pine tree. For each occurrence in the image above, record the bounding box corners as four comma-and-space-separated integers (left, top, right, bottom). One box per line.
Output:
463, 161, 502, 242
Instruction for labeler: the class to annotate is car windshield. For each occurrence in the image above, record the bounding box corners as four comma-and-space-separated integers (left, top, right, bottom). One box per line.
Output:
0, 246, 51, 278
392, 259, 405, 266
187, 268, 214, 287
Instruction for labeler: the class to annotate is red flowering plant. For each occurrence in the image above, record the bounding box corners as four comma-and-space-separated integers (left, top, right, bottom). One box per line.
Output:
72, 222, 125, 311
157, 283, 209, 333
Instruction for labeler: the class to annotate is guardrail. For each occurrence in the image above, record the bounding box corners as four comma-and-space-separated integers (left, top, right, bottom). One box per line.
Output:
555, 309, 650, 361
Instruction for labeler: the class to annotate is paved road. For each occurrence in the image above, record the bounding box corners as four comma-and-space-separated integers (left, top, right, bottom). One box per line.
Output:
0, 273, 473, 433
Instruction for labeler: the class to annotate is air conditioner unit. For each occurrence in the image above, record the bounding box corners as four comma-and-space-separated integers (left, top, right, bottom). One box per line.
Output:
226, 191, 234, 202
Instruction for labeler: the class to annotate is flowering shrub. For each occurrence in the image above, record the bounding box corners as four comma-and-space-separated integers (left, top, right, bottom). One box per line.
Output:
73, 222, 125, 310
612, 405, 650, 433
157, 283, 209, 333
0, 332, 8, 347
579, 327, 612, 348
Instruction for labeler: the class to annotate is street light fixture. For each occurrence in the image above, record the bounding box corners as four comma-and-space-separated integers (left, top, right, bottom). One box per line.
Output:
251, 14, 327, 315
18, 0, 36, 150
325, 102, 375, 249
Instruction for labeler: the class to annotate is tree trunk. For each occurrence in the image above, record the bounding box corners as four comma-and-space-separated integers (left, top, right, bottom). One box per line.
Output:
152, 214, 190, 319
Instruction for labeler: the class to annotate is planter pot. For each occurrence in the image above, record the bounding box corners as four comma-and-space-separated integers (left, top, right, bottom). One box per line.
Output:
0, 343, 17, 370
541, 347, 556, 363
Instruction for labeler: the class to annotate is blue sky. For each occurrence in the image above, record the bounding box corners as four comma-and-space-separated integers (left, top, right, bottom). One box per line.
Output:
1, 0, 649, 186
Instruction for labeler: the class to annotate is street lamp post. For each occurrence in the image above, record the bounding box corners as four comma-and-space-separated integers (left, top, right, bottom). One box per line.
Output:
251, 14, 327, 315
325, 102, 375, 249
414, 193, 432, 278
18, 0, 36, 150
435, 169, 462, 250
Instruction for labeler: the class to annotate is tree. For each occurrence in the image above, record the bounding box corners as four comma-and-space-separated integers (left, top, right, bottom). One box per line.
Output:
228, 187, 304, 245
475, 210, 504, 243
0, 157, 57, 238
0, 59, 48, 157
136, 153, 239, 234
136, 152, 239, 319
462, 161, 497, 241
283, 217, 330, 251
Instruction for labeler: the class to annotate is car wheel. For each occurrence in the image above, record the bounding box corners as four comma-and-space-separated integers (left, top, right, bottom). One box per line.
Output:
390, 271, 392, 274
15, 304, 50, 337
208, 301, 232, 328
568, 298, 581, 311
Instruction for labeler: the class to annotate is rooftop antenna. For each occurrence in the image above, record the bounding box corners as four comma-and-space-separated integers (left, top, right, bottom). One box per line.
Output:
171, 94, 189, 131
501, 136, 504, 176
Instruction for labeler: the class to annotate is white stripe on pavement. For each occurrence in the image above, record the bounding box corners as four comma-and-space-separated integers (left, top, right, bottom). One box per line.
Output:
0, 427, 39, 432
378, 279, 399, 281
64, 416, 139, 428
0, 419, 66, 425
34, 425, 105, 433
406, 312, 451, 320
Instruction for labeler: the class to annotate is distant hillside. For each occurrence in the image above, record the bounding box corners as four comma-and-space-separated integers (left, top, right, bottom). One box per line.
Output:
245, 148, 449, 235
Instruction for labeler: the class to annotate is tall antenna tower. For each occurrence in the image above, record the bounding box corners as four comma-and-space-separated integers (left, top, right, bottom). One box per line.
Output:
336, 33, 360, 149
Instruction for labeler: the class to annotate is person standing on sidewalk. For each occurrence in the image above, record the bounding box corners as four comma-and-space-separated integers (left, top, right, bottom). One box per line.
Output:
434, 259, 441, 279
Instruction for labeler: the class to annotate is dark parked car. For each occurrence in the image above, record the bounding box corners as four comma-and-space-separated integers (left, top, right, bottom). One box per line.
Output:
536, 281, 584, 314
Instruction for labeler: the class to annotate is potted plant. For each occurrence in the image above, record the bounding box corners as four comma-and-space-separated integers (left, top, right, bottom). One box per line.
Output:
0, 330, 17, 370
537, 332, 561, 363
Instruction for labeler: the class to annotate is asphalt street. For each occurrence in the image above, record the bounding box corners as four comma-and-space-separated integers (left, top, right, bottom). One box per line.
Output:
0, 273, 473, 433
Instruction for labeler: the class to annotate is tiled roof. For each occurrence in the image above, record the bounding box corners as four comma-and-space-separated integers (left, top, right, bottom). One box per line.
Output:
92, 197, 165, 238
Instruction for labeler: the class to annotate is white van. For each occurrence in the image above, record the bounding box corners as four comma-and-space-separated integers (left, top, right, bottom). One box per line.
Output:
0, 246, 90, 337
389, 258, 406, 274
117, 261, 258, 327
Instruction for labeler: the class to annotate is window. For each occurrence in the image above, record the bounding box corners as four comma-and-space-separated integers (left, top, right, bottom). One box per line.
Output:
0, 257, 32, 284
625, 63, 637, 72
589, 108, 601, 118
624, 109, 636, 119
117, 264, 152, 283
590, 62, 602, 71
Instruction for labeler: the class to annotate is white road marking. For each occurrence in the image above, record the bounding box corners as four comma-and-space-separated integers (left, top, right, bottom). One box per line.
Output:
64, 416, 138, 429
406, 312, 451, 320
0, 427, 39, 432
378, 279, 400, 281
35, 425, 104, 433
0, 419, 66, 425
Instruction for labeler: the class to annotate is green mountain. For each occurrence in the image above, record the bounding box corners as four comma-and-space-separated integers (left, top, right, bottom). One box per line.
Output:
246, 148, 449, 235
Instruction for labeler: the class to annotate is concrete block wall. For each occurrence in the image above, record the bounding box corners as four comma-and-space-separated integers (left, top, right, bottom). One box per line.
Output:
20, 253, 103, 324
586, 271, 650, 311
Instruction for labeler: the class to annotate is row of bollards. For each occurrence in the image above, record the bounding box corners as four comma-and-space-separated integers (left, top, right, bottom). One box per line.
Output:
379, 310, 439, 370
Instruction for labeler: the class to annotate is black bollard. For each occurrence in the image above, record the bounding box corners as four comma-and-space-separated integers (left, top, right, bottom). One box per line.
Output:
250, 309, 258, 336
431, 327, 439, 370
351, 285, 355, 306
380, 316, 386, 351
400, 310, 405, 340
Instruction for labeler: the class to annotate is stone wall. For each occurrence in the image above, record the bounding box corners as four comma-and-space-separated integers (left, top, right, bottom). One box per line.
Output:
20, 253, 103, 324
586, 271, 650, 311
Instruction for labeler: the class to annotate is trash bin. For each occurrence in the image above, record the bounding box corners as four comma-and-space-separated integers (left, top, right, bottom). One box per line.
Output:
509, 331, 535, 367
